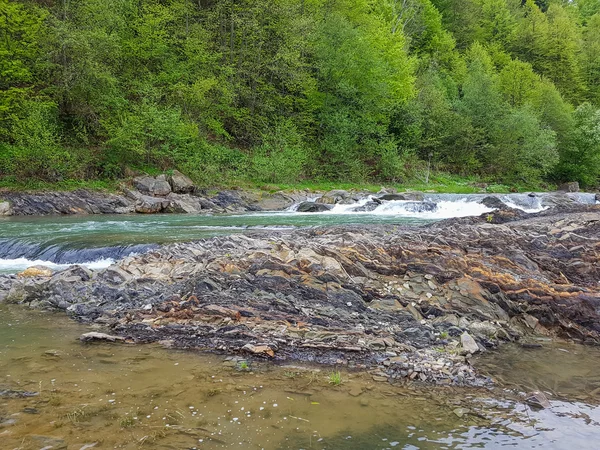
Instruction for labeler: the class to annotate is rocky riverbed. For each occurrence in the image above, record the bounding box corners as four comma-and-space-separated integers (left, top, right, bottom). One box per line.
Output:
1, 203, 599, 387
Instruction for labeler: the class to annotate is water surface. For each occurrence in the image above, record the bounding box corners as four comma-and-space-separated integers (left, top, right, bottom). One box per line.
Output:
1, 305, 599, 449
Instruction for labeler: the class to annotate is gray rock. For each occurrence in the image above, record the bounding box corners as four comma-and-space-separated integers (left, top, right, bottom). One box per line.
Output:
379, 192, 424, 201
0, 201, 12, 215
296, 202, 333, 213
481, 196, 506, 209
135, 196, 169, 213
460, 332, 480, 354
352, 201, 379, 212
80, 332, 125, 342
168, 170, 195, 194
557, 181, 579, 193
316, 190, 351, 204
152, 180, 172, 197
133, 176, 156, 194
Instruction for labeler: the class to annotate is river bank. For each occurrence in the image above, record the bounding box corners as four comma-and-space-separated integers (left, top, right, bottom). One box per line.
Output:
2, 203, 599, 389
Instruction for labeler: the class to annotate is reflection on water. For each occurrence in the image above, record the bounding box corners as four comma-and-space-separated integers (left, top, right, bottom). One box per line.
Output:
1, 305, 599, 449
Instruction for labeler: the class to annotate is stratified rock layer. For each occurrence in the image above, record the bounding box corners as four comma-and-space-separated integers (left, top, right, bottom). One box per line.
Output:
1, 205, 599, 384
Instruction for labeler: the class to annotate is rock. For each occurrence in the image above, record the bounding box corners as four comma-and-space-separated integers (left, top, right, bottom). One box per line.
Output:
0, 388, 39, 398
401, 201, 437, 213
372, 375, 389, 382
135, 196, 169, 213
348, 386, 363, 397
0, 200, 12, 215
30, 436, 68, 450
352, 201, 379, 212
296, 202, 333, 212
379, 192, 424, 201
316, 190, 351, 205
480, 196, 506, 209
168, 170, 195, 194
242, 344, 275, 357
133, 176, 156, 194
453, 407, 470, 418
17, 266, 53, 278
460, 332, 480, 354
152, 179, 172, 197
80, 332, 125, 342
525, 391, 551, 409
133, 175, 172, 197
557, 182, 579, 193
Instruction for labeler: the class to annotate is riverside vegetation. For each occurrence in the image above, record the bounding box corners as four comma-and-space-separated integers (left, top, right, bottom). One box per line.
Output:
2, 0, 600, 190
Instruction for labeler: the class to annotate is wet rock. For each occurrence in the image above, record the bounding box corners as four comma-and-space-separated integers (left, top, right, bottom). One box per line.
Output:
480, 196, 506, 209
352, 201, 379, 212
401, 201, 437, 213
30, 436, 68, 450
242, 344, 275, 357
378, 192, 424, 201
80, 332, 125, 342
296, 202, 332, 213
168, 170, 195, 194
453, 407, 470, 418
0, 388, 39, 398
525, 391, 551, 409
460, 332, 480, 354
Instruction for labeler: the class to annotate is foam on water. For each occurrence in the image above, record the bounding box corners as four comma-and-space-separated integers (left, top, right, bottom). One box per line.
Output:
0, 257, 114, 274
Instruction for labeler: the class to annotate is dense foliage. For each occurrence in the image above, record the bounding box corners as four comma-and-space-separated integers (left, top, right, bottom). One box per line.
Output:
1, 0, 600, 187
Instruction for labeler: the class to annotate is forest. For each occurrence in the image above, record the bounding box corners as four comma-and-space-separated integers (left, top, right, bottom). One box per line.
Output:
1, 0, 600, 189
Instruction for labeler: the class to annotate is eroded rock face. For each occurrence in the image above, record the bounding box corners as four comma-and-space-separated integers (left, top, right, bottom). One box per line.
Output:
0, 201, 12, 215
2, 205, 599, 385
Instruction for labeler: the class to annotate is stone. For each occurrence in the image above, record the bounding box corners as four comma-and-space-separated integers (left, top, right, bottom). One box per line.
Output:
557, 181, 579, 193
525, 391, 550, 409
152, 179, 172, 197
378, 192, 424, 201
0, 201, 12, 215
133, 176, 156, 194
460, 332, 479, 354
168, 170, 195, 194
30, 436, 68, 450
135, 196, 169, 213
315, 190, 351, 205
296, 202, 333, 213
480, 196, 506, 209
17, 266, 53, 278
80, 332, 125, 342
242, 344, 275, 357
453, 407, 469, 418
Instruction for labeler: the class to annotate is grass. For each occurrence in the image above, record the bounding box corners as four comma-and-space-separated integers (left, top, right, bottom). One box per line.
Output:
328, 371, 343, 386
0, 167, 552, 195
237, 360, 249, 371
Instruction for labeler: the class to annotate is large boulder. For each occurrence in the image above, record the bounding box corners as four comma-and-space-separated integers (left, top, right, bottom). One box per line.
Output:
296, 201, 333, 212
168, 170, 195, 194
133, 176, 172, 197
481, 196, 506, 209
135, 196, 170, 214
378, 191, 424, 201
0, 201, 12, 215
557, 181, 579, 193
316, 190, 352, 204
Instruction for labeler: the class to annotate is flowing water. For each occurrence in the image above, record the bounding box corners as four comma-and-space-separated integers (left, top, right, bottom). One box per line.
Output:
1, 305, 599, 449
3, 192, 597, 274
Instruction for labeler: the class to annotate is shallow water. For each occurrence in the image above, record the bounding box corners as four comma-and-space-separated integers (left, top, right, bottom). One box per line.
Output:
1, 305, 599, 449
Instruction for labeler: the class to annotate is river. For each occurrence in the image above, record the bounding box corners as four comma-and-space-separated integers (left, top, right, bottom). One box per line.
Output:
1, 194, 600, 448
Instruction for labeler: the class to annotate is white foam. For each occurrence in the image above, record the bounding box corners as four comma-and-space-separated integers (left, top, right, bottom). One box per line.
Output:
287, 197, 493, 219
0, 257, 114, 273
